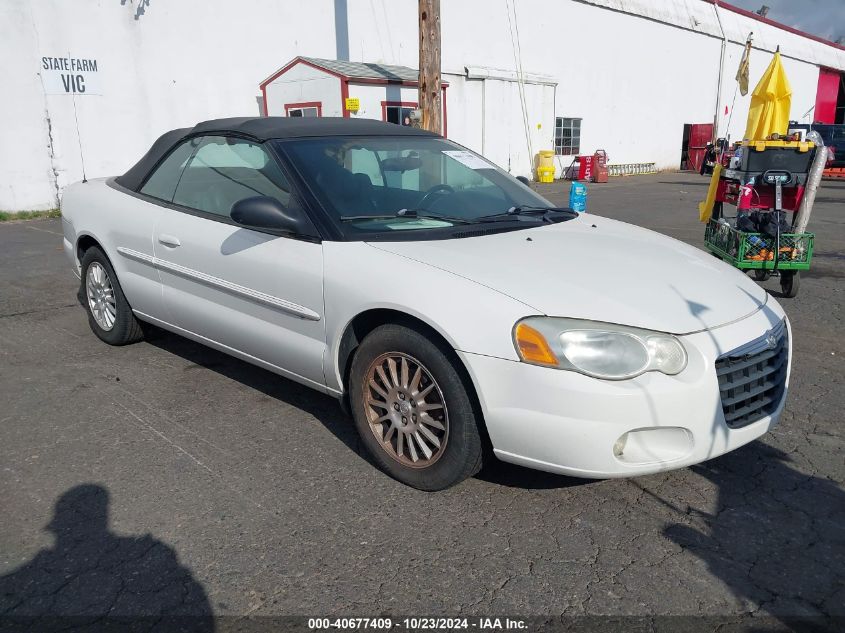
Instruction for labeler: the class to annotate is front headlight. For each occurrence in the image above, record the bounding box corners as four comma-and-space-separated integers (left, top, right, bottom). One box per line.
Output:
513, 317, 687, 380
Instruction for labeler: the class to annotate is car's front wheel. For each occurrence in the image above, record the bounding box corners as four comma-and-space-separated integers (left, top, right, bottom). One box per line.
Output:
349, 324, 483, 490
80, 246, 144, 345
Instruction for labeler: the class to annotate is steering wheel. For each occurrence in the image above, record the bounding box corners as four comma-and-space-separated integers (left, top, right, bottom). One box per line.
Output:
417, 184, 455, 209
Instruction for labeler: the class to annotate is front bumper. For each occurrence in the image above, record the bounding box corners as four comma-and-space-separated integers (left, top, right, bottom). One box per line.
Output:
459, 303, 790, 478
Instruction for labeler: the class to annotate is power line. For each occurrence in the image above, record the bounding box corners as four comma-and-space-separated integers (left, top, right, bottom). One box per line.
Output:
504, 0, 533, 175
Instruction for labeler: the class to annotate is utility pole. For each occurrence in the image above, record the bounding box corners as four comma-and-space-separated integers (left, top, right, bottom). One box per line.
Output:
418, 0, 441, 134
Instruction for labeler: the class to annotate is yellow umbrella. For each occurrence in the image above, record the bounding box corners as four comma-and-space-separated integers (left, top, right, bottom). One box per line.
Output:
744, 51, 792, 141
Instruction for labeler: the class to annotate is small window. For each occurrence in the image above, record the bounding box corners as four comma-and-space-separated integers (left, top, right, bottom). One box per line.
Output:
383, 103, 417, 127
139, 139, 196, 201
286, 103, 321, 118
288, 107, 319, 117
555, 117, 582, 155
172, 136, 293, 218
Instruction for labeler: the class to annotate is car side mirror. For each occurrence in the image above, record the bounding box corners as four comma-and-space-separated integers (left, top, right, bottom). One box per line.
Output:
230, 196, 314, 235
516, 175, 531, 186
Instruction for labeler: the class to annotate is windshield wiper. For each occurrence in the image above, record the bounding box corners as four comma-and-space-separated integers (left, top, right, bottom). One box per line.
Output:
340, 209, 475, 225
340, 206, 576, 227
475, 205, 578, 223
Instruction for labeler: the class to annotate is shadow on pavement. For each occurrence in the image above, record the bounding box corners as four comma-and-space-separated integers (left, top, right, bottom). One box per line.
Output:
145, 327, 593, 491
663, 443, 844, 632
475, 459, 591, 490
144, 327, 367, 460
0, 484, 213, 631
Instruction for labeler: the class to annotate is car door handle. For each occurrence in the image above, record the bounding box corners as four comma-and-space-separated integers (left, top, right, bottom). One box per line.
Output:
158, 234, 181, 248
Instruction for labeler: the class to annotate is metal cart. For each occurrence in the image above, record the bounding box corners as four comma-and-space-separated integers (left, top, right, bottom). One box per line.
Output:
703, 142, 817, 298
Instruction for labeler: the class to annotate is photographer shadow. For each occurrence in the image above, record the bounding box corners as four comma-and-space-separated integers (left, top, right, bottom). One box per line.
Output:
0, 484, 214, 631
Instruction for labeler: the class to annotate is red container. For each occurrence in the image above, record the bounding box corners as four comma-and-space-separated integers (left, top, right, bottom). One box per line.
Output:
577, 155, 594, 181
592, 149, 609, 183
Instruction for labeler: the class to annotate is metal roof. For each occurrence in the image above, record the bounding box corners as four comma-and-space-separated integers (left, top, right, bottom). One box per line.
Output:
299, 57, 420, 82
260, 56, 450, 88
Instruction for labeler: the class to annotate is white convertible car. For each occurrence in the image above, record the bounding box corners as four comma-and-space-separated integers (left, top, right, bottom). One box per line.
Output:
61, 117, 790, 490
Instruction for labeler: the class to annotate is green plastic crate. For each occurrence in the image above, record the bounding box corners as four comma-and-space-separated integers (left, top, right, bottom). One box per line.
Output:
704, 219, 814, 271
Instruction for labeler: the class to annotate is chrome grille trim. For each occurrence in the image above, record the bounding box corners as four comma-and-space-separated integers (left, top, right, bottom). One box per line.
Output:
715, 320, 788, 429
722, 319, 786, 359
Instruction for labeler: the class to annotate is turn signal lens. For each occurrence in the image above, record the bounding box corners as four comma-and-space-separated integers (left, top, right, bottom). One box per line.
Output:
514, 323, 559, 367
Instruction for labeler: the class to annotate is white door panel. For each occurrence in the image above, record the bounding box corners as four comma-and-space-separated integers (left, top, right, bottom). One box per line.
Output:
481, 80, 556, 178
153, 210, 326, 389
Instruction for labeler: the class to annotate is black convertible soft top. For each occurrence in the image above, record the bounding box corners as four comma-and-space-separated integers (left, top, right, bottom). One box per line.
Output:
116, 116, 437, 191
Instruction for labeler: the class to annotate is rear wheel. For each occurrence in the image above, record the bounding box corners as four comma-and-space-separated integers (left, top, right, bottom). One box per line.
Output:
349, 324, 483, 490
80, 246, 144, 345
753, 269, 772, 281
780, 271, 800, 298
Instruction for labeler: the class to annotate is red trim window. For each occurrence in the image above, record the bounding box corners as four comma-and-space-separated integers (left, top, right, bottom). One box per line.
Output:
285, 101, 322, 118
381, 101, 418, 126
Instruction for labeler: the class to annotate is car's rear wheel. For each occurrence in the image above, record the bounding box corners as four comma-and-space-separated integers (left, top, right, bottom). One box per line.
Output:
80, 246, 144, 345
349, 324, 483, 490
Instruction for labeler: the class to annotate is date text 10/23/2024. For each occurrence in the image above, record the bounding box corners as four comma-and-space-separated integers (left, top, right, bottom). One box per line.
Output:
308, 618, 528, 630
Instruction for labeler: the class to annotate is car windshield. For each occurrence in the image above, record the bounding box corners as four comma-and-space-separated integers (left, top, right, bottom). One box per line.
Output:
279, 136, 567, 236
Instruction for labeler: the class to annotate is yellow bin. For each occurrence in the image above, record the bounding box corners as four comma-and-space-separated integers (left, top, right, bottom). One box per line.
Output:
537, 167, 555, 183
537, 150, 555, 182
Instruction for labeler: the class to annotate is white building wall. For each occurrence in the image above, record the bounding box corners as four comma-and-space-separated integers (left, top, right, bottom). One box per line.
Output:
458, 77, 555, 174
264, 64, 343, 117
441, 73, 484, 157
2, 0, 844, 210
2, 1, 63, 210
1, 0, 341, 210
523, 0, 724, 172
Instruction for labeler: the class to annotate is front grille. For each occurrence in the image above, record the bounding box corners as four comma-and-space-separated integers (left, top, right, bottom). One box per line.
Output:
715, 320, 788, 429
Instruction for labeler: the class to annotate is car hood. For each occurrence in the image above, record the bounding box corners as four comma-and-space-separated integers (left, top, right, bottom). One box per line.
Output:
367, 215, 767, 335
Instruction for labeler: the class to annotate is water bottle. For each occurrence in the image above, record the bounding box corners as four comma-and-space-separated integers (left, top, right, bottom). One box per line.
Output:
569, 182, 588, 213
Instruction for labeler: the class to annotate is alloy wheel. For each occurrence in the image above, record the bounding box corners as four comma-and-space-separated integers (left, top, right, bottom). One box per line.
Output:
86, 262, 117, 331
362, 352, 449, 468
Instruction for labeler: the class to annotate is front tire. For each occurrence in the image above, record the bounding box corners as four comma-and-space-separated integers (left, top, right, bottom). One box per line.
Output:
349, 324, 483, 491
80, 246, 144, 345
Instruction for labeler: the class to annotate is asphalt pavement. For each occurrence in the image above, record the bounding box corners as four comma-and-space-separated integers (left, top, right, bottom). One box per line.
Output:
1, 172, 843, 630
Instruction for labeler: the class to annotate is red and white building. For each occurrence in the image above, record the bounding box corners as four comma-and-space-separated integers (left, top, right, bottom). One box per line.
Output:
260, 57, 447, 134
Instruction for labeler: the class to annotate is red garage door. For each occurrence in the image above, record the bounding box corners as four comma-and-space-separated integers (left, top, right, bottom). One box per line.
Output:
681, 123, 713, 172
815, 69, 841, 124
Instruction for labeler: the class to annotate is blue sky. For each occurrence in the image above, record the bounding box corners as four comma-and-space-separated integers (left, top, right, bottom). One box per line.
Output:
727, 0, 845, 42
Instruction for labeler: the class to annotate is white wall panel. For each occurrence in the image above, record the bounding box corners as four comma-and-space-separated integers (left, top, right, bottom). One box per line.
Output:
2, 0, 844, 209
264, 64, 342, 117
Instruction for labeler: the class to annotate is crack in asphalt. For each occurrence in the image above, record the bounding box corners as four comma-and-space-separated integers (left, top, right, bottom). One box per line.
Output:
0, 303, 77, 319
